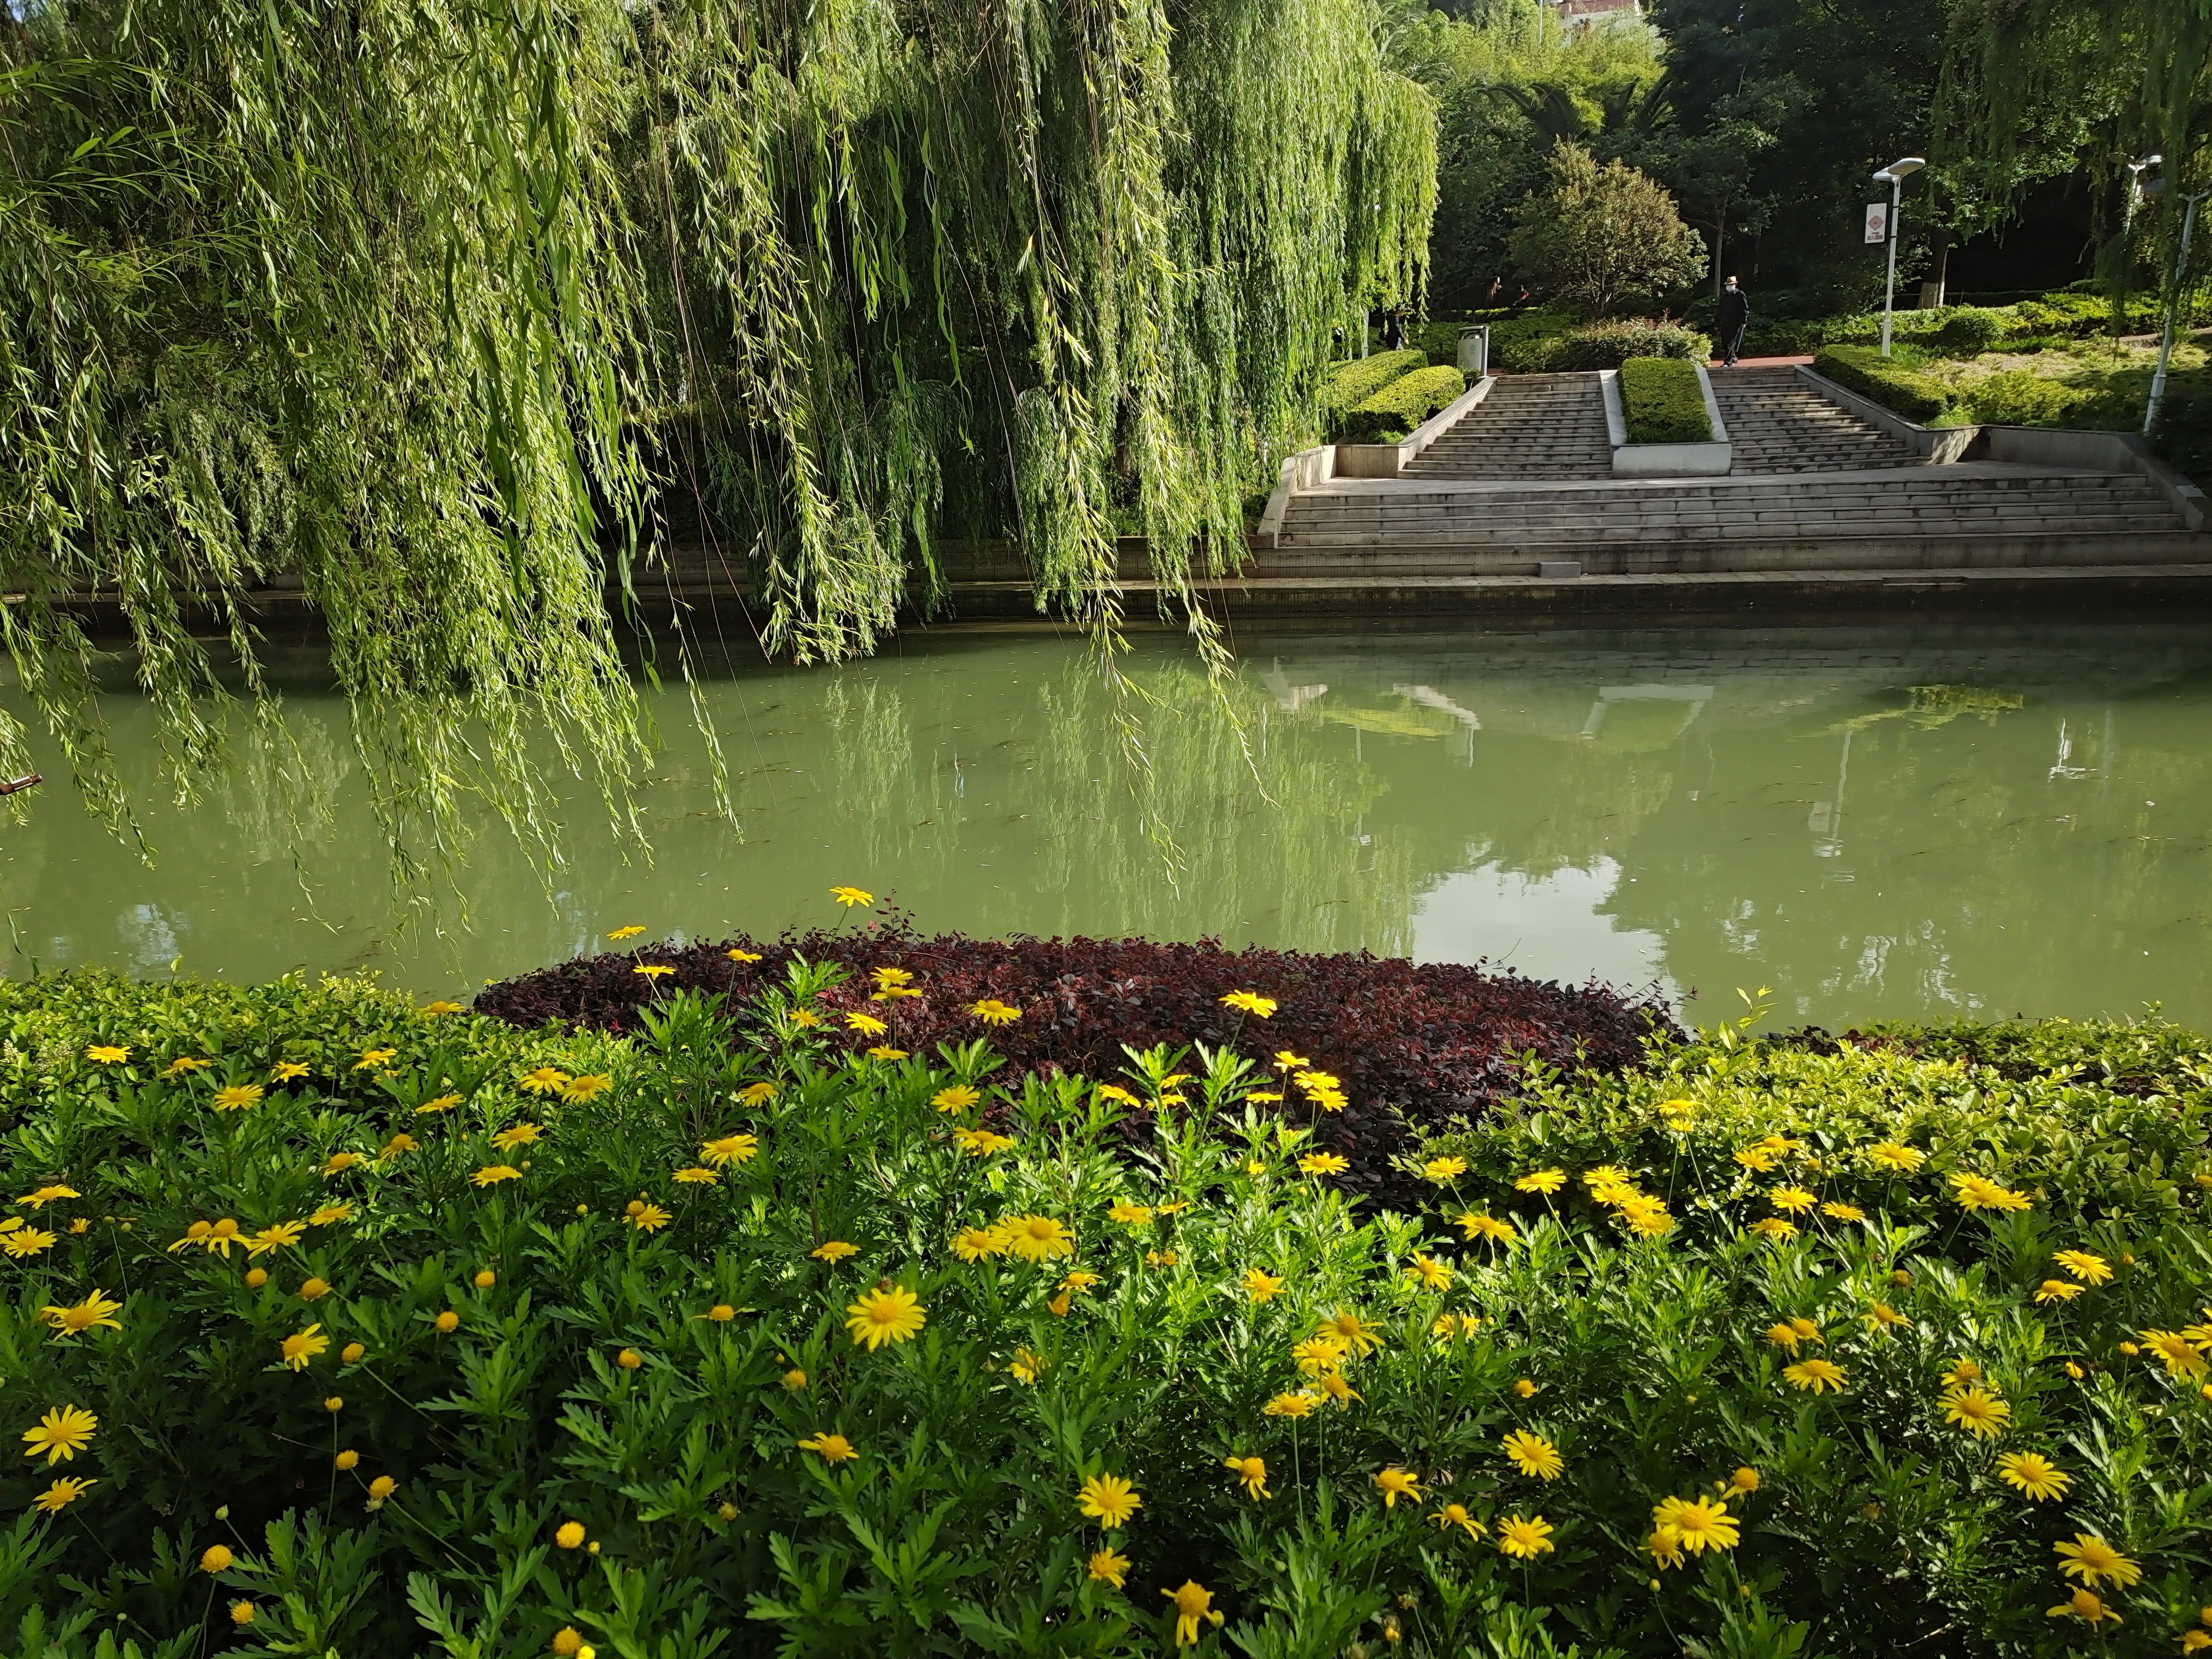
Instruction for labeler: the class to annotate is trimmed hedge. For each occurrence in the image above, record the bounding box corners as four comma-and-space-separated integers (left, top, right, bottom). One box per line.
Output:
1813, 344, 1949, 422
1618, 356, 1710, 444
1336, 363, 1467, 444
1318, 349, 1425, 417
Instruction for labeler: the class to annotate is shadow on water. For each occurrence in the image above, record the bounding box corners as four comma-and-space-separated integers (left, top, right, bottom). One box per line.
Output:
9, 614, 2212, 1029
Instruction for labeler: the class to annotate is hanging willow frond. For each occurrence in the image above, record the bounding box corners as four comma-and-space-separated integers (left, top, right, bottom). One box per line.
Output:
1938, 0, 2210, 262
0, 0, 1434, 861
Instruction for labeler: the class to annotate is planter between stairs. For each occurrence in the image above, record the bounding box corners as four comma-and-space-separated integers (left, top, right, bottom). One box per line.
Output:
1601, 363, 1731, 477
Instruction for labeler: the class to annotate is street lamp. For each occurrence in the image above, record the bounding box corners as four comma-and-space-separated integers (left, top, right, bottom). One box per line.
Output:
2127, 154, 2164, 227
1873, 157, 1925, 357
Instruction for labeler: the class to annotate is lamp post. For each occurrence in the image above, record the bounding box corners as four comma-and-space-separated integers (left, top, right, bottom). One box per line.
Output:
2147, 179, 2209, 437
2127, 155, 2163, 228
1872, 157, 1925, 357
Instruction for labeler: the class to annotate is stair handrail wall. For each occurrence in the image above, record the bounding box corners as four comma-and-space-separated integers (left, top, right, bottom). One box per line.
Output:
1259, 375, 1501, 545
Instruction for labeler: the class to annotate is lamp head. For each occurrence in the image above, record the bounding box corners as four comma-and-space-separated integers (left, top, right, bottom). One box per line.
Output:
1872, 156, 1926, 183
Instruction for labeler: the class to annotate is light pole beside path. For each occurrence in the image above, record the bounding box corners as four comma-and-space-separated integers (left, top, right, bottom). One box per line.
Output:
1872, 157, 1924, 358
2146, 183, 2209, 437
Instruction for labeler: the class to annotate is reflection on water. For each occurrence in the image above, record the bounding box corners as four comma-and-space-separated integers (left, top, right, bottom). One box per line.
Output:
9, 618, 2212, 1029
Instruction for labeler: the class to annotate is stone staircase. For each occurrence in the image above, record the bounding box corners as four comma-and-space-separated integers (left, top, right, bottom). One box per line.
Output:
1710, 365, 1915, 473
1268, 466, 2197, 574
1404, 373, 1609, 480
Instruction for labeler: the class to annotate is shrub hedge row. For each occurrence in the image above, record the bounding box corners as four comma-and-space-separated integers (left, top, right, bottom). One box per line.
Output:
1617, 357, 1710, 445
1336, 365, 1467, 444
1318, 350, 1426, 418
1812, 344, 1949, 422
1500, 318, 1707, 375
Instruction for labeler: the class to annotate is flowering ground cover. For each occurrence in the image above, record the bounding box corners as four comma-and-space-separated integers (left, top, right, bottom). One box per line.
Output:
1, 965, 2210, 1658
473, 923, 1669, 1211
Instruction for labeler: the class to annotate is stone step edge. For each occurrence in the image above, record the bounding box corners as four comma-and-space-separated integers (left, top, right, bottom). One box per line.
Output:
927, 563, 2212, 601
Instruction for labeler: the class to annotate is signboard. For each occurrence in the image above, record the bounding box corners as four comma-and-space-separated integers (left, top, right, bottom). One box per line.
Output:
1864, 202, 1890, 244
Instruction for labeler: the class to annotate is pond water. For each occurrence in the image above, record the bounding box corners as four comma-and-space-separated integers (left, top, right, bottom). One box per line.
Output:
11, 616, 2212, 1032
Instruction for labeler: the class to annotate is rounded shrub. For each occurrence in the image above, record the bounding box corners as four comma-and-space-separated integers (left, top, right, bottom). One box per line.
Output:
1934, 306, 2006, 355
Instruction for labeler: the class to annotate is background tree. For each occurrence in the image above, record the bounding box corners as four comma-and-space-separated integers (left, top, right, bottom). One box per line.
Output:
1507, 140, 1706, 315
1938, 0, 2202, 299
1394, 0, 1665, 309
1618, 82, 1800, 297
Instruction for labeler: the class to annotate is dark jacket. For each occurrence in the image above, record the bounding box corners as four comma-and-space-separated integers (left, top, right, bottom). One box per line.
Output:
1715, 289, 1750, 332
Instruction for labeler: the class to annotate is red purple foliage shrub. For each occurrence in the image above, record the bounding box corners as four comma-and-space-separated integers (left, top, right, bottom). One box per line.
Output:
477, 930, 1673, 1210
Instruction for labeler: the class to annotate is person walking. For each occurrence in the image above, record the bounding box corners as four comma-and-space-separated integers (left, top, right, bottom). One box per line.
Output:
1715, 276, 1750, 367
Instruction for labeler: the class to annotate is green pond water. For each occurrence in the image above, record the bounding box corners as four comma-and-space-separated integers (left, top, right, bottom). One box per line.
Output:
10, 617, 2212, 1031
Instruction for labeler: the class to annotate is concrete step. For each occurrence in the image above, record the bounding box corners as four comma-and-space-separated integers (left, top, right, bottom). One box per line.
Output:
1287, 486, 2169, 520
1407, 371, 1613, 481
1246, 530, 2212, 577
931, 563, 2212, 620
1709, 369, 1916, 475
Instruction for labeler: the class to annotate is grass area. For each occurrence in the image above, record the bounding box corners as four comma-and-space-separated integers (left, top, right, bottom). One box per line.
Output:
3, 966, 2211, 1656
1919, 336, 2211, 429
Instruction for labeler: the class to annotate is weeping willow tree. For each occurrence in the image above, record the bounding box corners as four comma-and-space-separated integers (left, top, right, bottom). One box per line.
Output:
0, 0, 1435, 866
1938, 0, 2212, 279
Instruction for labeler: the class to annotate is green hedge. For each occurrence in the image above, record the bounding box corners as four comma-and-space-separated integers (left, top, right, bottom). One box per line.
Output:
1319, 349, 1426, 417
7, 971, 2212, 1658
1337, 363, 1467, 444
1505, 318, 1707, 375
1618, 357, 1711, 445
1813, 344, 1950, 423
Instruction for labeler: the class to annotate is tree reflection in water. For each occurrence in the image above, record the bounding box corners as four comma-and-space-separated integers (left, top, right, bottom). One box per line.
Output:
6, 619, 2212, 1030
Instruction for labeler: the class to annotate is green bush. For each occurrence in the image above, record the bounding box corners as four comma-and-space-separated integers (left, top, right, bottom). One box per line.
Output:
1486, 308, 1579, 373
1934, 306, 2006, 356
1962, 370, 2087, 428
1813, 345, 1950, 423
9, 973, 2212, 1658
1509, 318, 1707, 375
1320, 350, 1427, 417
1618, 357, 1711, 445
1337, 364, 1467, 444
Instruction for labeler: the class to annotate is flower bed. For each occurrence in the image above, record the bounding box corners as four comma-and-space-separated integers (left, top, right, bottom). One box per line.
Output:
2, 973, 2210, 1657
474, 929, 1669, 1211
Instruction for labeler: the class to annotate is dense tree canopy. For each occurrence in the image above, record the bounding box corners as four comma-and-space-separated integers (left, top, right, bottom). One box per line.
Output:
1507, 140, 1704, 316
0, 0, 1435, 856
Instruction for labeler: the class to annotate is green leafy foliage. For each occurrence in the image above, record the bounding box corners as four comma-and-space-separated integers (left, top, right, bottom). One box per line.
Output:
1320, 352, 1431, 419
3, 974, 2212, 1657
1812, 346, 1951, 422
1961, 370, 2089, 428
1505, 318, 1707, 373
1337, 366, 1468, 445
1935, 307, 2008, 355
0, 0, 1438, 835
1618, 358, 1711, 445
1507, 141, 1706, 319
